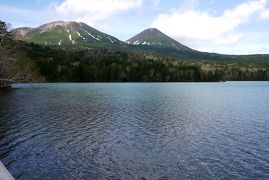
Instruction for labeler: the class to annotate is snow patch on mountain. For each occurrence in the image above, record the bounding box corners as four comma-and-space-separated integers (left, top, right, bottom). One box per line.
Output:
77, 31, 82, 37
85, 31, 100, 41
66, 28, 75, 44
133, 40, 140, 45
58, 39, 62, 46
77, 31, 86, 40
107, 37, 114, 43
40, 30, 47, 34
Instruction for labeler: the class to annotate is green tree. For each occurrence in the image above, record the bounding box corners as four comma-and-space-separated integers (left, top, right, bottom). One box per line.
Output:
0, 20, 13, 79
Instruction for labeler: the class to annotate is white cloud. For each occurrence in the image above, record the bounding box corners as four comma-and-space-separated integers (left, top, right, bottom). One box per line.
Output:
214, 34, 243, 45
56, 0, 143, 25
261, 8, 269, 19
259, 45, 269, 53
150, 0, 269, 54
198, 43, 269, 55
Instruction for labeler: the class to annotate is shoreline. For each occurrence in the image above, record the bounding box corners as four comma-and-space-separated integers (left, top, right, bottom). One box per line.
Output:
0, 79, 12, 89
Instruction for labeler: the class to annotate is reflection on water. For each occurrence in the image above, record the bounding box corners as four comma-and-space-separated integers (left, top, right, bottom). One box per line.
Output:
1, 82, 269, 179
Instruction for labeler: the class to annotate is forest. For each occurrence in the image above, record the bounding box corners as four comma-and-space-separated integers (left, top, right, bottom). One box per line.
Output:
27, 44, 269, 82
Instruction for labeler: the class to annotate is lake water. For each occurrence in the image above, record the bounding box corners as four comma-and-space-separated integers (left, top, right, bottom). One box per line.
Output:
0, 82, 269, 179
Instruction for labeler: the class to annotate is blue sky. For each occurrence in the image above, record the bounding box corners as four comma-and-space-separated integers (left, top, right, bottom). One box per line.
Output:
1, 0, 269, 55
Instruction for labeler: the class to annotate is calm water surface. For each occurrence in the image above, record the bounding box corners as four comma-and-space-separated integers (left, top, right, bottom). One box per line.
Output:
0, 82, 269, 179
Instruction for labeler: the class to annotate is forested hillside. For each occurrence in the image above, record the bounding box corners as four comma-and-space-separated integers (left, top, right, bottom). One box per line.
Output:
27, 44, 269, 82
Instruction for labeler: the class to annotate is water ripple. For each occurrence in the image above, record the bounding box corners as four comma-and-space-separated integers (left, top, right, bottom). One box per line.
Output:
0, 82, 269, 179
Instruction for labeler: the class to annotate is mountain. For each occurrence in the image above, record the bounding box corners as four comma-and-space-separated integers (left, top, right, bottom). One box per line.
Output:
126, 28, 192, 51
11, 21, 269, 62
126, 28, 227, 60
12, 21, 122, 46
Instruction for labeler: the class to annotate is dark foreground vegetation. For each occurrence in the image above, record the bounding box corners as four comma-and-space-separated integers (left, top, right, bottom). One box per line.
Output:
1, 20, 269, 83
0, 21, 42, 84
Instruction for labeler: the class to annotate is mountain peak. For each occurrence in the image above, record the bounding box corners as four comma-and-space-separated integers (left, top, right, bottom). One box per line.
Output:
38, 21, 81, 29
12, 21, 122, 46
126, 28, 192, 51
147, 28, 159, 32
134, 28, 162, 36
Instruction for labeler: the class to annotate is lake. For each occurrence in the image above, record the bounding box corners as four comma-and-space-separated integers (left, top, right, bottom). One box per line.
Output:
0, 82, 269, 179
